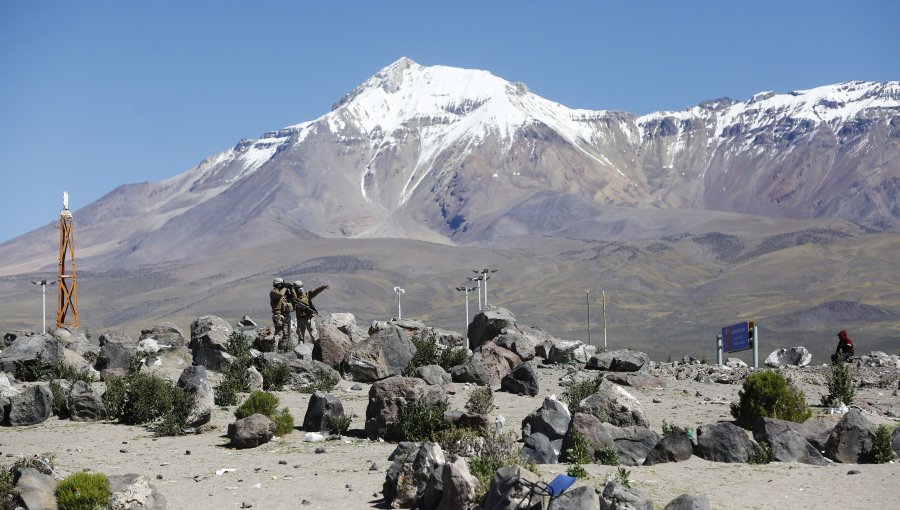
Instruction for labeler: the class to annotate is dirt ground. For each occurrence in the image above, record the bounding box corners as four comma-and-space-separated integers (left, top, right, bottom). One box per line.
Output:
3, 364, 899, 510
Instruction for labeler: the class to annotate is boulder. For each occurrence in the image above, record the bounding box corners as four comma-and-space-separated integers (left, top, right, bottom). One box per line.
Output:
664, 494, 710, 510
15, 467, 58, 510
228, 413, 276, 448
548, 340, 596, 364
580, 380, 649, 428
254, 328, 277, 352
604, 373, 666, 389
54, 328, 99, 361
797, 418, 837, 452
427, 327, 467, 350
294, 341, 313, 360
444, 410, 489, 430
467, 307, 517, 349
247, 366, 264, 392
188, 315, 233, 351
4, 329, 36, 347
599, 480, 653, 510
824, 409, 874, 463
892, 425, 900, 458
764, 347, 812, 368
313, 322, 352, 369
643, 428, 693, 465
143, 346, 193, 371
1, 372, 20, 400
6, 385, 53, 426
364, 376, 447, 439
693, 422, 755, 463
107, 473, 167, 510
725, 358, 748, 369
563, 414, 659, 466
342, 326, 415, 382
139, 322, 186, 347
493, 332, 537, 361
177, 365, 214, 427
474, 342, 522, 388
95, 335, 137, 372
450, 356, 492, 386
0, 334, 65, 373
302, 392, 345, 432
324, 313, 368, 343
752, 417, 828, 465
192, 347, 234, 371
482, 465, 540, 510
549, 485, 600, 510
68, 380, 106, 422
434, 455, 478, 510
501, 362, 540, 396
521, 395, 572, 444
522, 432, 558, 464
287, 358, 341, 392
383, 442, 445, 509
587, 349, 649, 372
98, 329, 133, 345
136, 338, 161, 355
415, 364, 452, 386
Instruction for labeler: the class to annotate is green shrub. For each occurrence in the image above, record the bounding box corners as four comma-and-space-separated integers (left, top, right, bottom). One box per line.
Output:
403, 333, 470, 376
101, 378, 127, 420
272, 407, 295, 437
15, 354, 94, 384
748, 442, 773, 465
298, 371, 340, 394
871, 425, 894, 464
596, 446, 619, 466
258, 361, 291, 391
234, 391, 279, 419
214, 333, 253, 406
49, 380, 70, 418
432, 426, 485, 457
821, 356, 855, 407
615, 467, 631, 488
467, 429, 538, 504
437, 346, 469, 372
55, 472, 110, 510
661, 419, 675, 435
565, 430, 592, 464
563, 374, 604, 414
325, 413, 352, 435
465, 386, 494, 415
101, 369, 191, 435
730, 370, 812, 428
566, 464, 589, 479
383, 396, 451, 442
0, 465, 15, 510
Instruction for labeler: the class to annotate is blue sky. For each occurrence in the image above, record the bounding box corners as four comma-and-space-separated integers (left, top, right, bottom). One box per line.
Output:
1, 0, 897, 242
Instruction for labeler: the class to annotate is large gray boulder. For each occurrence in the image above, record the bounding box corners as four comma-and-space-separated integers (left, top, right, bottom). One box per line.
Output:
288, 358, 341, 392
3, 329, 36, 347
139, 322, 186, 347
364, 376, 446, 439
643, 428, 693, 465
324, 313, 368, 343
493, 332, 537, 361
521, 395, 572, 444
68, 380, 106, 422
15, 468, 58, 510
752, 417, 828, 465
824, 409, 874, 463
600, 480, 653, 510
6, 385, 53, 426
1, 372, 19, 400
98, 329, 133, 345
342, 326, 416, 382
415, 364, 452, 386
796, 417, 837, 451
95, 334, 137, 372
383, 442, 445, 509
450, 356, 492, 386
482, 465, 540, 510
604, 373, 666, 389
664, 494, 711, 510
467, 307, 517, 349
0, 334, 65, 373
563, 413, 660, 466
693, 422, 755, 463
764, 347, 812, 368
188, 315, 233, 351
548, 340, 596, 364
228, 413, 276, 448
107, 473, 167, 510
550, 485, 600, 510
54, 328, 99, 361
474, 342, 522, 388
177, 365, 214, 427
587, 349, 649, 372
302, 391, 345, 432
892, 425, 900, 458
313, 322, 353, 369
500, 362, 539, 396
522, 432, 558, 464
434, 455, 478, 510
192, 348, 234, 371
580, 380, 649, 427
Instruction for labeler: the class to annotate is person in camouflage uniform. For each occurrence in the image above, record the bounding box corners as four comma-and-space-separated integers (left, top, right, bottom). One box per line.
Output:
269, 277, 294, 348
292, 280, 328, 343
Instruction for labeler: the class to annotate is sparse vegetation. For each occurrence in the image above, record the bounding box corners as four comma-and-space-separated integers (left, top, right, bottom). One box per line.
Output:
563, 374, 604, 414
432, 426, 485, 457
325, 413, 352, 435
662, 419, 675, 435
871, 425, 894, 464
566, 464, 589, 479
15, 353, 94, 383
272, 407, 295, 437
49, 380, 70, 418
403, 332, 470, 376
821, 355, 855, 407
55, 472, 110, 510
466, 428, 538, 503
566, 430, 592, 464
298, 370, 340, 394
465, 386, 494, 415
234, 391, 294, 436
730, 370, 812, 428
596, 446, 620, 466
383, 395, 451, 442
101, 363, 191, 436
748, 441, 773, 465
214, 333, 253, 406
258, 360, 291, 391
615, 467, 631, 488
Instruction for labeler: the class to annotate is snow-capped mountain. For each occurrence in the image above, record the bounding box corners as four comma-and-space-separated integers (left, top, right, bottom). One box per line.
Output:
2, 58, 898, 271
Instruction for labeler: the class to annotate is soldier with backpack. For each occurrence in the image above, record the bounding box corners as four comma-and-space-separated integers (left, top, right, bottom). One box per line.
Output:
292, 280, 328, 343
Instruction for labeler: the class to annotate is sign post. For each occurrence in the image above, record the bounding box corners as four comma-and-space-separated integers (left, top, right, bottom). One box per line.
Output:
720, 321, 758, 369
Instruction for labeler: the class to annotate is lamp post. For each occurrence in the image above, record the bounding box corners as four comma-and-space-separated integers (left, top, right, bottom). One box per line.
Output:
474, 269, 498, 307
467, 276, 483, 311
393, 286, 405, 319
30, 280, 55, 334
455, 286, 477, 334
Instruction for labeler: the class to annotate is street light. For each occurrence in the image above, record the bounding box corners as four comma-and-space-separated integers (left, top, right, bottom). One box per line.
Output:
30, 280, 56, 334
467, 276, 483, 311
455, 285, 477, 338
393, 286, 406, 319
473, 268, 498, 308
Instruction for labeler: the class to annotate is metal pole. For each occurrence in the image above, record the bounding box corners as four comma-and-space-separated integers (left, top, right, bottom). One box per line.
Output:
483, 276, 489, 308
41, 283, 46, 334
476, 279, 482, 311
586, 290, 591, 347
717, 334, 723, 366
752, 325, 759, 369
602, 290, 608, 349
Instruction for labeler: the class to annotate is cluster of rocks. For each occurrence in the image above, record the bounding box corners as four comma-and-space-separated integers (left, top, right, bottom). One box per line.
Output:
10, 467, 164, 510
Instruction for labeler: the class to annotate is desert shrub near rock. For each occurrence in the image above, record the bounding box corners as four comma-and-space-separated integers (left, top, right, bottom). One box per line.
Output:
48, 380, 69, 418
821, 356, 855, 407
235, 391, 294, 437
872, 425, 894, 463
730, 370, 811, 428
467, 428, 538, 502
403, 332, 469, 376
596, 446, 620, 466
15, 353, 94, 383
214, 333, 253, 405
325, 413, 352, 435
384, 395, 451, 442
298, 370, 340, 394
465, 386, 494, 415
563, 373, 604, 413
55, 472, 110, 510
102, 367, 192, 436
259, 361, 291, 391
748, 442, 773, 465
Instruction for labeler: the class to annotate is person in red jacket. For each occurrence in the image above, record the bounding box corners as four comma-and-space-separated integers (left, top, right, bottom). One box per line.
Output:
831, 329, 854, 363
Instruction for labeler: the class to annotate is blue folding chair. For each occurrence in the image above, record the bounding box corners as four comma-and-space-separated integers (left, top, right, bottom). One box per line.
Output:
516, 473, 577, 509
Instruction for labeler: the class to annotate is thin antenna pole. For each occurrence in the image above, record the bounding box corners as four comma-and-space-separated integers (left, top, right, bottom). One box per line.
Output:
602, 290, 607, 349
586, 290, 591, 347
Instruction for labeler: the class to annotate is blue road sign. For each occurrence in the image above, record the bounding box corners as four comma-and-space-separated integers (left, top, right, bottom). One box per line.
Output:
723, 321, 751, 352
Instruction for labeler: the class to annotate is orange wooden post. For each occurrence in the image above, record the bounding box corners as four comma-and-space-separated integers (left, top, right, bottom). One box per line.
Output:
56, 193, 79, 328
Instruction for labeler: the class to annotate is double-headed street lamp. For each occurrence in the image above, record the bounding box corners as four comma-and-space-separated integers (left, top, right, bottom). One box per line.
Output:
455, 285, 477, 335
393, 286, 406, 319
30, 279, 56, 334
473, 268, 498, 308
467, 276, 483, 311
